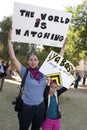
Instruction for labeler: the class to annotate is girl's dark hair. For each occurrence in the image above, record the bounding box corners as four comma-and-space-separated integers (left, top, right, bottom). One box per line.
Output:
27, 51, 39, 60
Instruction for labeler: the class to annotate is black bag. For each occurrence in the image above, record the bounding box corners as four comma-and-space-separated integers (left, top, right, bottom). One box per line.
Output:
12, 69, 28, 112
12, 96, 23, 112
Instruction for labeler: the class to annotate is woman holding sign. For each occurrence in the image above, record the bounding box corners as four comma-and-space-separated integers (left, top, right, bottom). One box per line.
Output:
7, 28, 47, 130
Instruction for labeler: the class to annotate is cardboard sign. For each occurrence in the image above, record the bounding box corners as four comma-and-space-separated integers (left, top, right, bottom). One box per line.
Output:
12, 2, 72, 47
39, 50, 75, 89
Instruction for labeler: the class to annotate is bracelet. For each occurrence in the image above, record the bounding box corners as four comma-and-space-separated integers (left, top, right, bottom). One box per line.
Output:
7, 43, 13, 46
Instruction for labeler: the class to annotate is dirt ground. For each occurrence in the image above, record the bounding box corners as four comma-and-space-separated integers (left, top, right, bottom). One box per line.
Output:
60, 86, 87, 130
0, 79, 87, 130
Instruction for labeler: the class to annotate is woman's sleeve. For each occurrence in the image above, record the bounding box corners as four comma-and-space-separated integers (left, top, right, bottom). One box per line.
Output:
18, 65, 26, 79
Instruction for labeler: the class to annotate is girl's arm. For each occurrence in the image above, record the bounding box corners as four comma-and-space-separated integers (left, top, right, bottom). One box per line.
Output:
8, 28, 21, 72
57, 87, 67, 96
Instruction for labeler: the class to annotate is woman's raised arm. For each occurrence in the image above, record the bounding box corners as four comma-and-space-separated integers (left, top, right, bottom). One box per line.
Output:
8, 28, 21, 72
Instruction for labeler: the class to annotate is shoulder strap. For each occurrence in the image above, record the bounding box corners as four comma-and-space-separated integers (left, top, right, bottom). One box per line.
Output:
18, 68, 28, 97
20, 68, 28, 88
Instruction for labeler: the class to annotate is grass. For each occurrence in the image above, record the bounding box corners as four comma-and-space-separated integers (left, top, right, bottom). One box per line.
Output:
0, 81, 19, 130
0, 80, 87, 130
60, 88, 87, 130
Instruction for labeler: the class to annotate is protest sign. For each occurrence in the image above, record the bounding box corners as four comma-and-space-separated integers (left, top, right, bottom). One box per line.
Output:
12, 2, 72, 47
39, 50, 75, 89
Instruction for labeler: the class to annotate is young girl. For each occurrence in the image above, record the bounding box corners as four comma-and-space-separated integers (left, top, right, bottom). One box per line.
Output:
42, 79, 67, 130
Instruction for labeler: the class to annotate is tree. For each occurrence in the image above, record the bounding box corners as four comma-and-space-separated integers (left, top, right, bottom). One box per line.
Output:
42, 1, 87, 66
0, 16, 12, 60
0, 17, 36, 66
1, 1, 87, 67
65, 0, 87, 66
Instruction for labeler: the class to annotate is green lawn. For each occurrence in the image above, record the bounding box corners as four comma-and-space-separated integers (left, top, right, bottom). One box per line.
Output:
0, 80, 87, 130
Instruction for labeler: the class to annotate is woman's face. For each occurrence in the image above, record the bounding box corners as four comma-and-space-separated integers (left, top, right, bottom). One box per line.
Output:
27, 54, 39, 68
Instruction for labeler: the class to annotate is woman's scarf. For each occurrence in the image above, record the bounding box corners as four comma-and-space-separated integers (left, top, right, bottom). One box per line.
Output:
28, 67, 42, 81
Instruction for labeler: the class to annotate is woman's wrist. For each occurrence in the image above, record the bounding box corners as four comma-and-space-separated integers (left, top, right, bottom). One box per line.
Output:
7, 41, 14, 46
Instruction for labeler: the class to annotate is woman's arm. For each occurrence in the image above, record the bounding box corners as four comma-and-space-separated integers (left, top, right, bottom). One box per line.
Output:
8, 28, 21, 72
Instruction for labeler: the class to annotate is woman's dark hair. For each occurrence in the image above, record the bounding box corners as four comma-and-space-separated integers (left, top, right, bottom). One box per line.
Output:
27, 51, 39, 60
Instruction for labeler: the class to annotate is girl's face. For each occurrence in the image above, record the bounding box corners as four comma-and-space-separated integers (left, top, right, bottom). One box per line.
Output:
50, 83, 57, 95
27, 54, 39, 68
